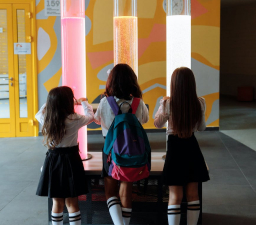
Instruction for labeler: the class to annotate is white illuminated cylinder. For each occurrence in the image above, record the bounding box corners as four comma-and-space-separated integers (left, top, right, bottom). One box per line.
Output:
166, 0, 191, 96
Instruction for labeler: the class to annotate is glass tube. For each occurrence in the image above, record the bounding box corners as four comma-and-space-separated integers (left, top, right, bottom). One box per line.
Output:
166, 0, 191, 96
61, 0, 87, 160
114, 0, 138, 75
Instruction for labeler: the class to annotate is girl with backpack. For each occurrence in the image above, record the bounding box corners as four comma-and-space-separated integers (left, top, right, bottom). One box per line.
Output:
94, 63, 149, 225
154, 67, 210, 225
35, 86, 94, 225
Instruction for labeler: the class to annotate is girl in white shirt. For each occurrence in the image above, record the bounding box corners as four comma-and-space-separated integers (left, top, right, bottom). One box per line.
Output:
154, 67, 210, 225
35, 86, 94, 225
94, 64, 149, 225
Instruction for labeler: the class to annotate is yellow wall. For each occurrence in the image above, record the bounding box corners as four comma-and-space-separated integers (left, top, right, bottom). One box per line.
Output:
191, 0, 220, 127
36, 0, 220, 129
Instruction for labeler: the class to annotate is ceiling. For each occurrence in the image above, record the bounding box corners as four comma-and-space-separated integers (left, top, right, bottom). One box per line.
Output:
222, 0, 256, 7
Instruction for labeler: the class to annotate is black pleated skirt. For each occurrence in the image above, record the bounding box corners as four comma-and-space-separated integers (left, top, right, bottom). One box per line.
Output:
162, 134, 210, 186
36, 145, 88, 198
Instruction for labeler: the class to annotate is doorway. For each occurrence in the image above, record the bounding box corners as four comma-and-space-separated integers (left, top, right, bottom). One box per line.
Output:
0, 1, 37, 137
220, 0, 256, 151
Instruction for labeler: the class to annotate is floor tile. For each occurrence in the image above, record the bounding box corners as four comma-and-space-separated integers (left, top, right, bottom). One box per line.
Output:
203, 205, 256, 225
0, 181, 31, 211
203, 183, 256, 206
0, 182, 48, 225
208, 169, 249, 185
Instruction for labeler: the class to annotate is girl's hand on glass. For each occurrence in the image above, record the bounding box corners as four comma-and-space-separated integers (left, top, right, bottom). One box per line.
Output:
163, 96, 170, 101
75, 98, 88, 105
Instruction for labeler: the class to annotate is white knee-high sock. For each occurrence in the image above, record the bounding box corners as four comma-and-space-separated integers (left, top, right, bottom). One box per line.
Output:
107, 196, 124, 225
187, 200, 200, 225
122, 207, 132, 225
69, 211, 81, 225
51, 212, 63, 225
167, 205, 181, 225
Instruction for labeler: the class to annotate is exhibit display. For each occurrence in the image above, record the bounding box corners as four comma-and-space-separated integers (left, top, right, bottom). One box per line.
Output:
61, 0, 90, 160
114, 0, 138, 75
166, 0, 191, 96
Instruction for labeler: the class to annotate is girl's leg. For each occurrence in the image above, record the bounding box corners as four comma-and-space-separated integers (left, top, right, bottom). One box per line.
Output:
120, 181, 133, 225
52, 198, 65, 225
186, 182, 200, 225
104, 176, 124, 225
167, 186, 183, 225
65, 197, 81, 225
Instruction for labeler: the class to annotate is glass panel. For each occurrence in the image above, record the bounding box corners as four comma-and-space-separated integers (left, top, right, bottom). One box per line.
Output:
17, 9, 27, 118
0, 10, 10, 119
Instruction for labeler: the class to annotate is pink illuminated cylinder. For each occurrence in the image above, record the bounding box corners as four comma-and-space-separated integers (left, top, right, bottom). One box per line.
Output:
61, 0, 87, 160
114, 0, 138, 75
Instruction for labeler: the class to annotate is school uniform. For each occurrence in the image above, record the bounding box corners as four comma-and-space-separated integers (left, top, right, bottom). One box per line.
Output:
94, 96, 149, 178
154, 98, 210, 186
35, 101, 94, 198
94, 96, 149, 225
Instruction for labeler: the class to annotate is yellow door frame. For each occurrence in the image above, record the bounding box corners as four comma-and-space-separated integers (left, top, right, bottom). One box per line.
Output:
0, 0, 38, 136
13, 3, 34, 137
0, 4, 15, 137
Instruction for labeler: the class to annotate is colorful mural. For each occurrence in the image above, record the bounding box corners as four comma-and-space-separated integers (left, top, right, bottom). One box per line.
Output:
35, 0, 220, 129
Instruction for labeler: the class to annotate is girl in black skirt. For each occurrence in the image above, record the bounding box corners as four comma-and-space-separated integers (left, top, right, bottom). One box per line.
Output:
154, 67, 210, 225
94, 64, 149, 225
35, 86, 94, 225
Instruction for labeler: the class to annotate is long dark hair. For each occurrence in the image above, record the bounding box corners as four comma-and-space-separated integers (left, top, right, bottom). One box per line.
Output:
105, 64, 142, 100
170, 67, 202, 138
42, 86, 75, 149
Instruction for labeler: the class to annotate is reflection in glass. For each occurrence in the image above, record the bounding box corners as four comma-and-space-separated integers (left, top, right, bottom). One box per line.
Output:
0, 10, 10, 119
17, 10, 28, 118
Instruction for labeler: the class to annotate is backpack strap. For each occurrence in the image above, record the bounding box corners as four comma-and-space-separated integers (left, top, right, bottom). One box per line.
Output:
131, 98, 140, 114
106, 96, 120, 116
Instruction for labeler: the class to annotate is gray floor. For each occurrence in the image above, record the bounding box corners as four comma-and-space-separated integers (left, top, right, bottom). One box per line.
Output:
0, 132, 256, 224
220, 95, 256, 151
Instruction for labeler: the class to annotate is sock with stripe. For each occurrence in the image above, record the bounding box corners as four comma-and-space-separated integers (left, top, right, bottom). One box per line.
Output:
122, 207, 132, 225
69, 211, 81, 225
187, 200, 200, 225
51, 212, 63, 225
107, 196, 124, 225
167, 205, 181, 225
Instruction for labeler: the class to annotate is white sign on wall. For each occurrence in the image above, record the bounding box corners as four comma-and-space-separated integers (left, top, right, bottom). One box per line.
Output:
14, 43, 31, 55
44, 0, 60, 16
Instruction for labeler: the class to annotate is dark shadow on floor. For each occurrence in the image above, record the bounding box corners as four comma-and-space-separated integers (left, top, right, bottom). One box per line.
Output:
203, 213, 256, 225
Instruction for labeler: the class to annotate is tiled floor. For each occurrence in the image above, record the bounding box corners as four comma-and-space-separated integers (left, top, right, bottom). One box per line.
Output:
0, 131, 256, 224
220, 95, 256, 151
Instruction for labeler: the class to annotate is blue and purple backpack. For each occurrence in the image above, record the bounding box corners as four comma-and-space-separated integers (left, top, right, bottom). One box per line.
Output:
103, 96, 151, 182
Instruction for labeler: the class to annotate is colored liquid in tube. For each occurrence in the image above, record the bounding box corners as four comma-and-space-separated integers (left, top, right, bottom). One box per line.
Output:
61, 17, 87, 159
114, 16, 138, 75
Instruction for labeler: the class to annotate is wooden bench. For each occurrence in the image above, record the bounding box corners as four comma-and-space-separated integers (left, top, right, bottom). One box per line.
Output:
48, 152, 202, 224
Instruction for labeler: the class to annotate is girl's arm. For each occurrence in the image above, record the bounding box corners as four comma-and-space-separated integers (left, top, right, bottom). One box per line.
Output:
35, 103, 46, 125
197, 97, 206, 131
140, 100, 149, 124
76, 100, 94, 128
154, 99, 169, 128
94, 100, 102, 125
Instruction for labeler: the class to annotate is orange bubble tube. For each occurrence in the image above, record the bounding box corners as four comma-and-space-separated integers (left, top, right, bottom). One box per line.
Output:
113, 0, 138, 75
